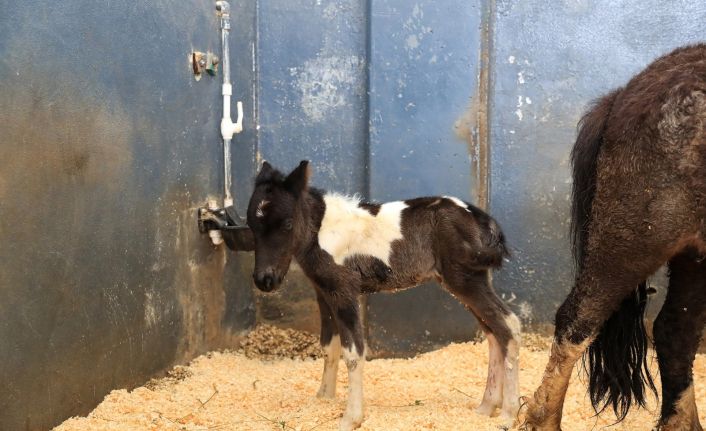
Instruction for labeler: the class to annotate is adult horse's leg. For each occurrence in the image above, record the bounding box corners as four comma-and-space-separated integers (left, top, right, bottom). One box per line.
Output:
316, 290, 341, 399
655, 248, 706, 431
442, 269, 521, 421
330, 293, 366, 431
524, 236, 668, 430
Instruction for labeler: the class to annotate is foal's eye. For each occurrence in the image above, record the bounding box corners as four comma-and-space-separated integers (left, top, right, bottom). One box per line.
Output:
283, 218, 293, 231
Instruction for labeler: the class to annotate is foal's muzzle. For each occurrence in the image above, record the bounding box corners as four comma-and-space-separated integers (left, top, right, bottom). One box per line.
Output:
253, 268, 282, 292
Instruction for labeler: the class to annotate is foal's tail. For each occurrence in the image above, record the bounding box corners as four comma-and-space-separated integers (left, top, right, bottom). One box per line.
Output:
571, 89, 657, 421
474, 213, 510, 268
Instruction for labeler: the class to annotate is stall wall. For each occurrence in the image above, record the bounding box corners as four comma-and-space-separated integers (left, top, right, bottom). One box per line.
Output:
3, 0, 706, 429
0, 1, 257, 429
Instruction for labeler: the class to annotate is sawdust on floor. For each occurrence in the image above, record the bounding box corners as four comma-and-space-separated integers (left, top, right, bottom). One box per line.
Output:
56, 329, 706, 431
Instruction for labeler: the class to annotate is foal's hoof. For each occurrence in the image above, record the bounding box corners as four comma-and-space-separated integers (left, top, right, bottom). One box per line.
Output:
474, 401, 499, 417
338, 414, 363, 431
499, 407, 520, 428
316, 386, 335, 399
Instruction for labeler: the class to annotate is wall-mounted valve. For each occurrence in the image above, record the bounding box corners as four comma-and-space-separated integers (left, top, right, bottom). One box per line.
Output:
191, 51, 220, 80
197, 205, 254, 251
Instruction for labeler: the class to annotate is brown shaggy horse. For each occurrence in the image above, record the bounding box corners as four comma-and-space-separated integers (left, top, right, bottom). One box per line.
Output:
525, 44, 706, 430
247, 161, 520, 430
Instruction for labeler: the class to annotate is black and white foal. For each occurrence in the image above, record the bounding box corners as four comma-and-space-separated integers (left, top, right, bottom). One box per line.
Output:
247, 161, 521, 430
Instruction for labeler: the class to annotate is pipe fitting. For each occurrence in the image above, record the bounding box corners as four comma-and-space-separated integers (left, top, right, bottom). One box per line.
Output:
221, 101, 243, 139
215, 1, 231, 30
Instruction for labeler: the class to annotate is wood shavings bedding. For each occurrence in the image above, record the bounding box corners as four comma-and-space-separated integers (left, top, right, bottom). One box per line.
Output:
56, 331, 706, 431
237, 324, 321, 361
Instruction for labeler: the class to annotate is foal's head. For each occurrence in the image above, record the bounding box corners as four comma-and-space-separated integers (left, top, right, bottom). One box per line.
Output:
247, 160, 310, 292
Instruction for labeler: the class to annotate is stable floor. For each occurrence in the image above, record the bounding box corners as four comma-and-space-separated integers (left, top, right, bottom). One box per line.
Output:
56, 333, 706, 431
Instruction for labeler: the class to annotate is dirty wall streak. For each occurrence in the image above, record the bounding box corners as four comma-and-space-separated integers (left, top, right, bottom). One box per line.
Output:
0, 1, 257, 429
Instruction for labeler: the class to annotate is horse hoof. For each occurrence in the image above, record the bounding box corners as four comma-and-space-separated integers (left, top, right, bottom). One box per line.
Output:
316, 387, 335, 399
518, 397, 561, 431
500, 401, 520, 420
475, 402, 499, 417
520, 419, 562, 431
499, 409, 519, 428
497, 415, 515, 430
338, 415, 363, 431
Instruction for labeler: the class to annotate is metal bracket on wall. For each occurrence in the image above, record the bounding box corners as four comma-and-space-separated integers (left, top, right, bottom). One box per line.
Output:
191, 51, 220, 81
197, 206, 254, 251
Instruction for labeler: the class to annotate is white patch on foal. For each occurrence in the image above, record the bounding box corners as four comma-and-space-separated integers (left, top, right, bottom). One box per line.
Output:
318, 194, 407, 265
255, 199, 269, 218
444, 196, 471, 212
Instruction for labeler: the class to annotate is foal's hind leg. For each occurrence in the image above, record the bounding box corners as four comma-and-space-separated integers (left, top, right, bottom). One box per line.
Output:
654, 249, 706, 431
316, 291, 341, 399
475, 329, 505, 417
442, 269, 521, 421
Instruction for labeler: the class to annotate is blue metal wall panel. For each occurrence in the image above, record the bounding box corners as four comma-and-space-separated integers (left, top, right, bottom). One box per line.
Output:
365, 0, 485, 355
369, 1, 483, 201
257, 0, 368, 194
489, 0, 706, 326
250, 0, 370, 333
6, 1, 706, 427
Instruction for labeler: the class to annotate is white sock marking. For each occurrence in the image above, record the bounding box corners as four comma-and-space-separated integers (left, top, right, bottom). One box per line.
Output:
501, 313, 521, 420
317, 335, 341, 398
476, 332, 504, 416
340, 344, 364, 430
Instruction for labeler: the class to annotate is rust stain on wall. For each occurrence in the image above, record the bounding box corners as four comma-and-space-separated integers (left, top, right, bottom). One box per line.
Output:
453, 0, 493, 210
0, 70, 135, 279
454, 92, 488, 210
152, 190, 244, 362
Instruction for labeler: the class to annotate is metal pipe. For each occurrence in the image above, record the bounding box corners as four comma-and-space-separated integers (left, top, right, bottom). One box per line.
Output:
216, 0, 243, 209
220, 1, 233, 208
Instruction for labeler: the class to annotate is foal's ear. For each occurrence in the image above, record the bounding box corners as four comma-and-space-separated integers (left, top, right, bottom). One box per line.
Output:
284, 160, 311, 195
256, 161, 275, 183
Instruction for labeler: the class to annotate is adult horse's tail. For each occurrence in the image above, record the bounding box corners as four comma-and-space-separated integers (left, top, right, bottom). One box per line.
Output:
570, 89, 656, 421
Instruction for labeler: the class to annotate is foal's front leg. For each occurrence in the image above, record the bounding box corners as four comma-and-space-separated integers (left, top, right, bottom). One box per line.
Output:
331, 295, 366, 431
316, 291, 341, 399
